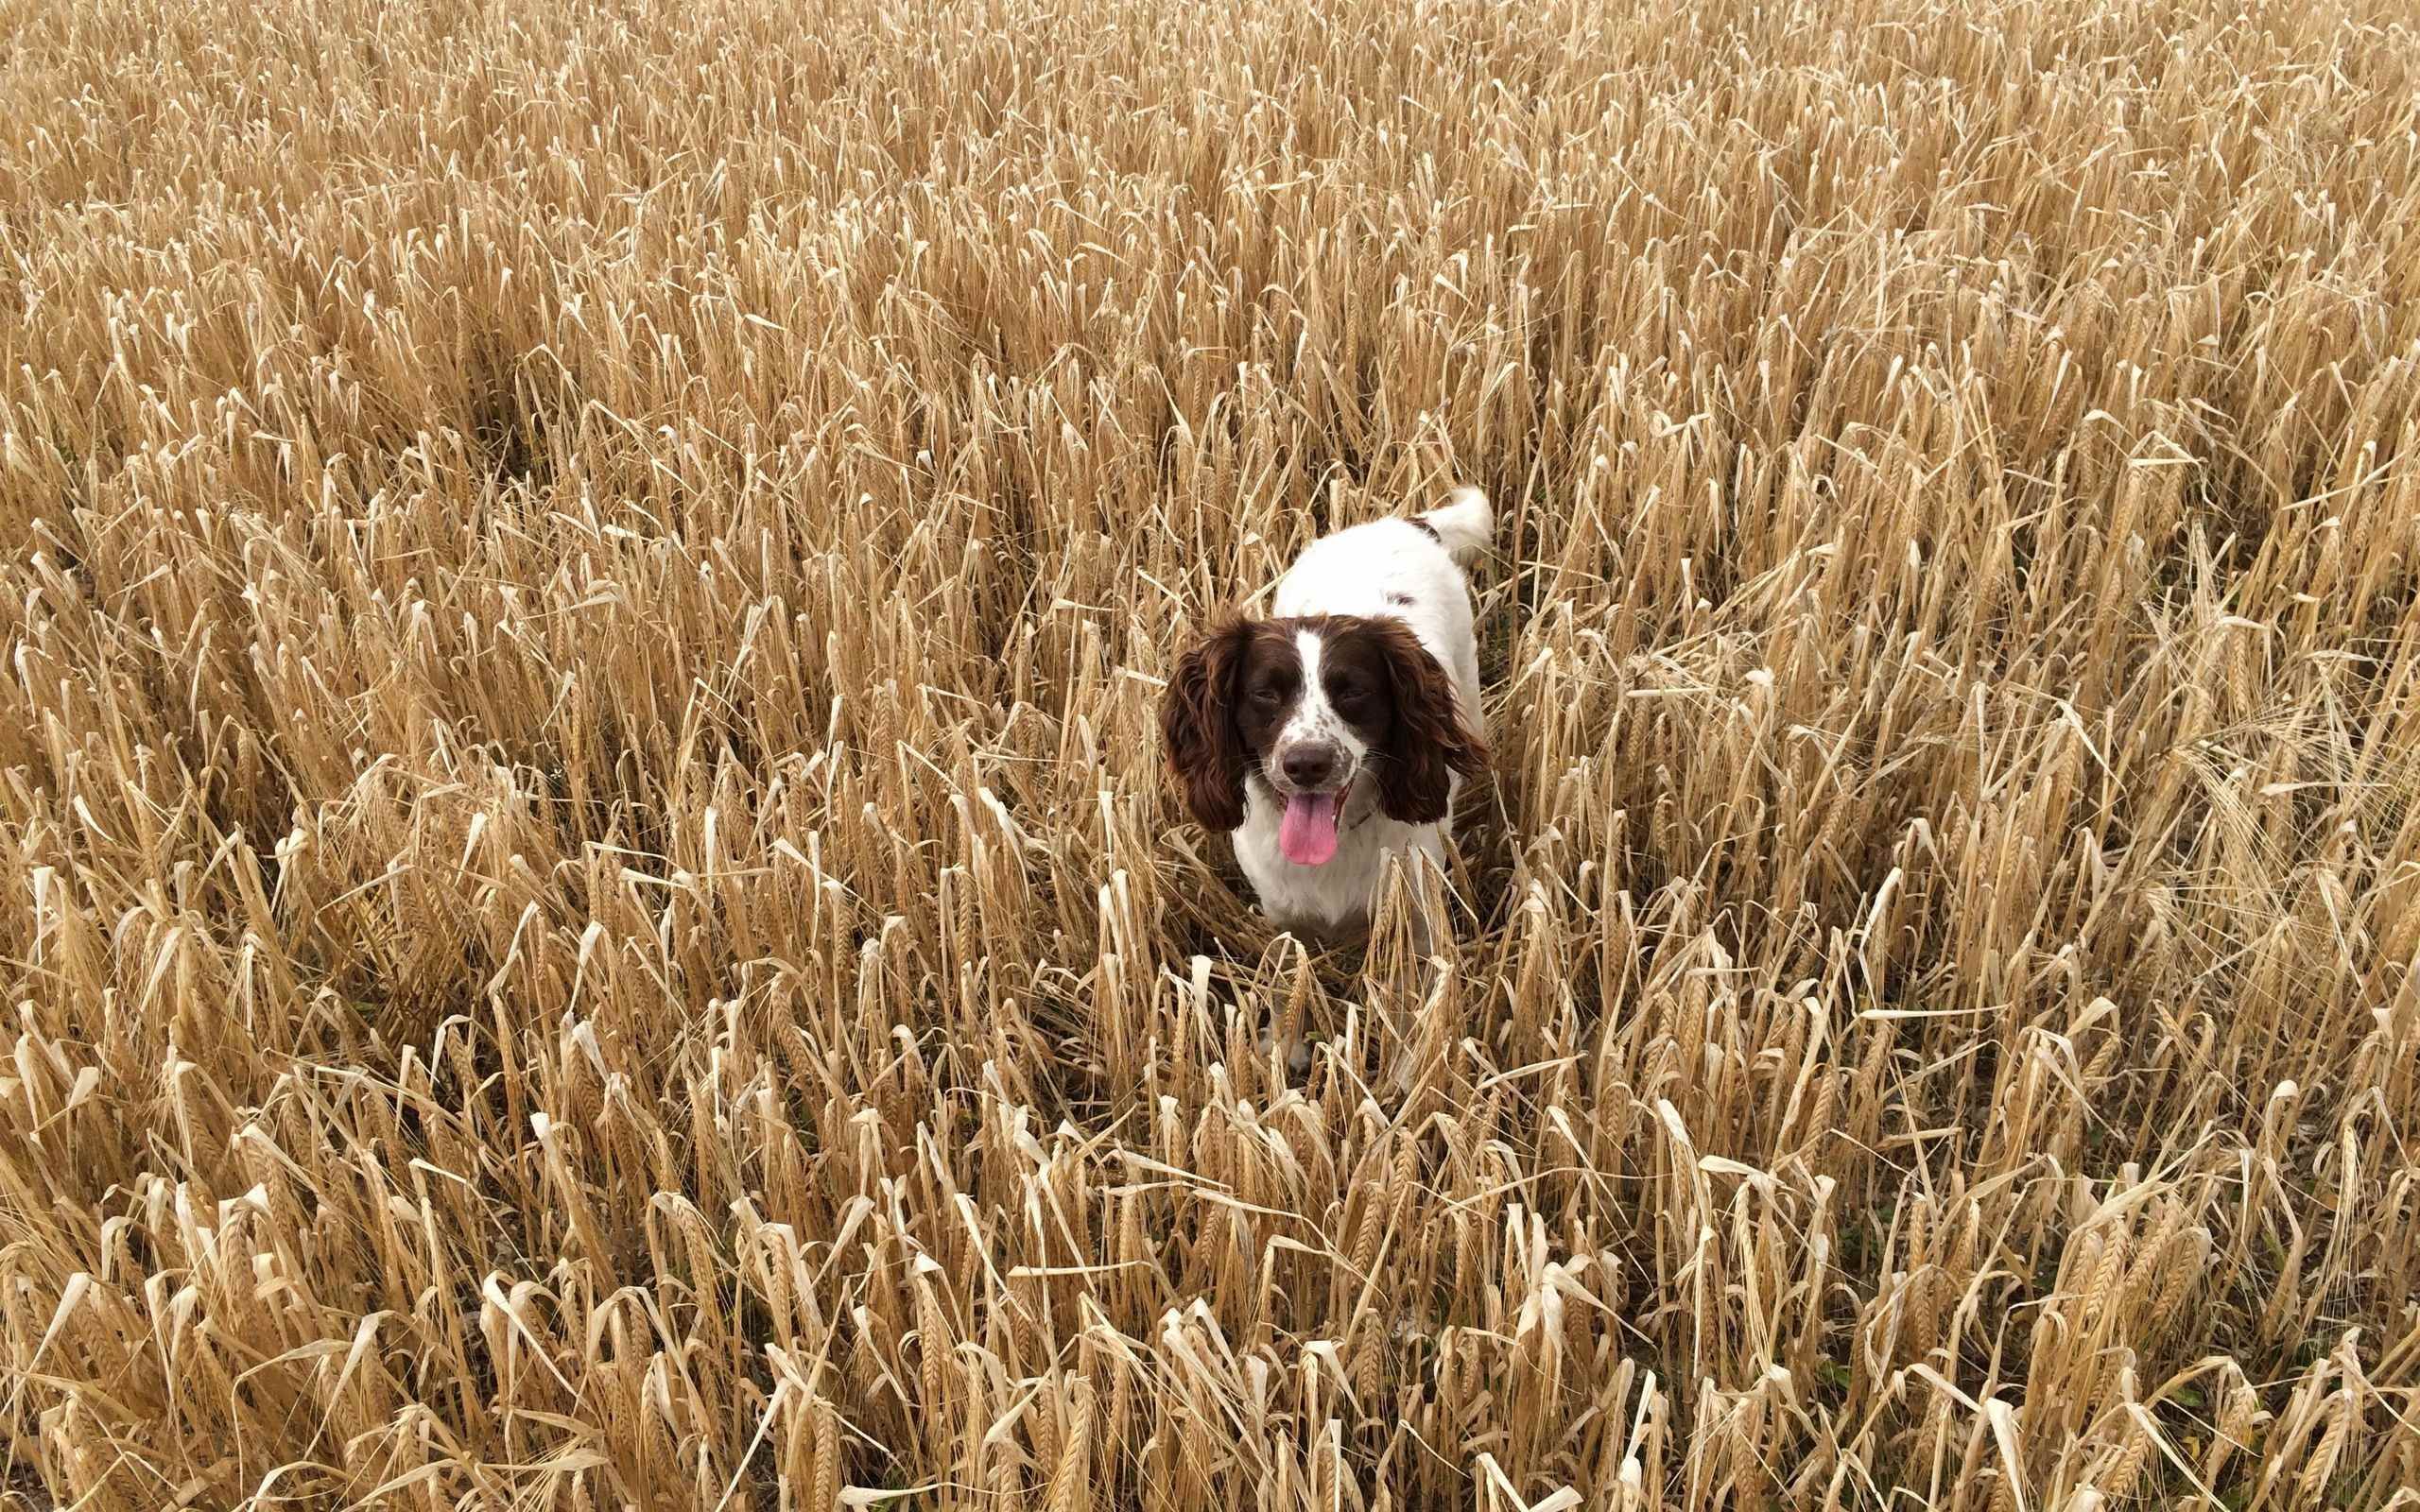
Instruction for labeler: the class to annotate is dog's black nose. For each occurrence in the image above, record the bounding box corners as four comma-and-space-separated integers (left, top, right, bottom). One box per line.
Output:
1281, 747, 1339, 789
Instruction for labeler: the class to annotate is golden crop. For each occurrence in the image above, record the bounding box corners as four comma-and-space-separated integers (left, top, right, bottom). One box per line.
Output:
2, 0, 2416, 1505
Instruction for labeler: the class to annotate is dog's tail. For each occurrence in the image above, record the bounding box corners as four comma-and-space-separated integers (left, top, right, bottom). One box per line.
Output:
1419, 486, 1494, 560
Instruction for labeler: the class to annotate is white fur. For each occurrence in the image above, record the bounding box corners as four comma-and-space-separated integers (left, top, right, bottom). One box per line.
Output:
1231, 488, 1492, 939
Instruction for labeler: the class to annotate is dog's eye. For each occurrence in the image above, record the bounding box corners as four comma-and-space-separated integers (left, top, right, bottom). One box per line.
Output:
1252, 683, 1288, 705
1330, 679, 1366, 705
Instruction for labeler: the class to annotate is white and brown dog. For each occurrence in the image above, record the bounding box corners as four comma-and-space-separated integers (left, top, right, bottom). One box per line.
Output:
1162, 488, 1492, 941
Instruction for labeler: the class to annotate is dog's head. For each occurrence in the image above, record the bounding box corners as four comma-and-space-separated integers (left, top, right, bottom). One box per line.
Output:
1160, 614, 1486, 863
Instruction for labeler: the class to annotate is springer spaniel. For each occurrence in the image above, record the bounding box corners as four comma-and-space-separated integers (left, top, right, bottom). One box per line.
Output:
1162, 488, 1493, 943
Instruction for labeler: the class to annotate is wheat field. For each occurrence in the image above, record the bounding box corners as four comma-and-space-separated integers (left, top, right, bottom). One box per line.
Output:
3, 0, 2418, 1505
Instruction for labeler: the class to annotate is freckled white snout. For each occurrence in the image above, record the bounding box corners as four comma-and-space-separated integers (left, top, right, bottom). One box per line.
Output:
1278, 742, 1342, 790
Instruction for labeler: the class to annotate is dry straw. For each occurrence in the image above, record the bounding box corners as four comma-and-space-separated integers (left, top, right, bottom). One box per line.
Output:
3, 0, 2419, 1505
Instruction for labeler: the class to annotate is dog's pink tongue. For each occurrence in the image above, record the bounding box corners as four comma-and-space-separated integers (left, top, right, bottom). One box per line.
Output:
1279, 793, 1341, 867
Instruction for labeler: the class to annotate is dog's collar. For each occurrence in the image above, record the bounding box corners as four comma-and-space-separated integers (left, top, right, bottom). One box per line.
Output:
1339, 793, 1375, 838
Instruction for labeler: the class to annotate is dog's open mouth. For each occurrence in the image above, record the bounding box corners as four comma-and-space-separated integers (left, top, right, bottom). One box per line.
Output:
1278, 791, 1341, 866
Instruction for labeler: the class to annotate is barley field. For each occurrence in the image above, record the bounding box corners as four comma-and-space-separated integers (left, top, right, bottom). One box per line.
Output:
3, 0, 2419, 1505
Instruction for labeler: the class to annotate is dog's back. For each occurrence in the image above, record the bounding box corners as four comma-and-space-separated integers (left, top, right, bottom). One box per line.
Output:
1272, 487, 1492, 718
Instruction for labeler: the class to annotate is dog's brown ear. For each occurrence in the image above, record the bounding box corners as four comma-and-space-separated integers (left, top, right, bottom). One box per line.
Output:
1161, 619, 1253, 832
1370, 619, 1487, 824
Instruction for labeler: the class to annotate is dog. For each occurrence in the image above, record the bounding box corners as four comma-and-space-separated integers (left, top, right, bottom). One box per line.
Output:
1161, 487, 1492, 944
